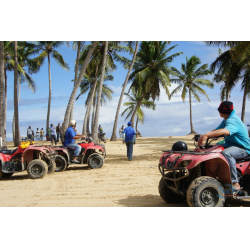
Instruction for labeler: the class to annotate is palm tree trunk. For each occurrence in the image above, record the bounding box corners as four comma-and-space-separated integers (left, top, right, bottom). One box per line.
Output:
91, 102, 95, 133
92, 41, 108, 143
46, 54, 51, 134
69, 42, 81, 125
241, 85, 247, 122
14, 41, 21, 146
12, 76, 21, 141
4, 64, 7, 142
62, 41, 98, 135
82, 65, 99, 135
189, 87, 196, 134
130, 95, 144, 128
110, 41, 139, 141
0, 41, 7, 149
135, 116, 139, 132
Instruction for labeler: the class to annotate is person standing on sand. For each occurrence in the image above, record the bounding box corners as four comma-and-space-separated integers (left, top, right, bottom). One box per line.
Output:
27, 126, 33, 140
36, 128, 40, 141
123, 122, 136, 161
56, 123, 61, 142
40, 128, 44, 141
49, 124, 57, 145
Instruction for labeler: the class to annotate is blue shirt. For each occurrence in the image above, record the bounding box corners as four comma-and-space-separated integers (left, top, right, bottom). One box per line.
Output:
49, 126, 56, 135
64, 127, 77, 146
216, 110, 250, 154
123, 126, 136, 142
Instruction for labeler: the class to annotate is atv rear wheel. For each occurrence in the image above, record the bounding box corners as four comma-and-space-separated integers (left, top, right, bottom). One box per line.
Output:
87, 154, 104, 169
187, 176, 225, 207
54, 155, 67, 172
27, 160, 48, 179
48, 161, 56, 174
158, 172, 186, 203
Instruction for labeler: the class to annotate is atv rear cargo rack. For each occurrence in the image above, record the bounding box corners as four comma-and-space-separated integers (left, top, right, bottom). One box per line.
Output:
162, 150, 219, 155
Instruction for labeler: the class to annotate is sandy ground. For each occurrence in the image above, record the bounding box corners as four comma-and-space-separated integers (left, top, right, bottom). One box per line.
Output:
1, 136, 250, 207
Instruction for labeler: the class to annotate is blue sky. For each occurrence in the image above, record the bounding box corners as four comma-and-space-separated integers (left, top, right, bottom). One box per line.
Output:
6, 41, 250, 141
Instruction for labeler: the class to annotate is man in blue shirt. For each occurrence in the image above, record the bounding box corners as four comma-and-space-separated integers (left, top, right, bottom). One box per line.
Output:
198, 101, 250, 190
64, 120, 86, 163
123, 122, 136, 161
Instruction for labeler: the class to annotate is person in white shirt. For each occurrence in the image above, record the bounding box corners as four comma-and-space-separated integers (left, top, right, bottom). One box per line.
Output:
27, 126, 33, 140
36, 128, 40, 141
49, 124, 57, 145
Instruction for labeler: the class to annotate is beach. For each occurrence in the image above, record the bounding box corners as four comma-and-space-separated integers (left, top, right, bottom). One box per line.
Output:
0, 136, 249, 207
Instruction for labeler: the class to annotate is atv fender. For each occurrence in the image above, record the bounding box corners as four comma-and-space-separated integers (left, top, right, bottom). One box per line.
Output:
161, 152, 231, 183
52, 148, 70, 164
22, 146, 57, 170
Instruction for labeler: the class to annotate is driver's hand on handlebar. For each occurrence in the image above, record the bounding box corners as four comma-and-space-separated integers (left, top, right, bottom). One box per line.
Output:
198, 134, 208, 147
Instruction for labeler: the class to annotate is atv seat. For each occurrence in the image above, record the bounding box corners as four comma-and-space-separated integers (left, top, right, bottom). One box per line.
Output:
0, 148, 18, 155
236, 155, 250, 163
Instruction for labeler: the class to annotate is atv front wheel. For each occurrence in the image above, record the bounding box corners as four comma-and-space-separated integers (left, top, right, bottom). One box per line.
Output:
54, 155, 67, 172
158, 172, 186, 203
27, 160, 48, 179
187, 176, 225, 207
87, 154, 104, 169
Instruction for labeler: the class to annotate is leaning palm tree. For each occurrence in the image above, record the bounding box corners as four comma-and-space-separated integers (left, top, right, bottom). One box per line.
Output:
128, 41, 183, 128
110, 41, 139, 141
62, 42, 98, 135
121, 87, 156, 133
0, 41, 6, 148
34, 42, 69, 134
170, 55, 214, 134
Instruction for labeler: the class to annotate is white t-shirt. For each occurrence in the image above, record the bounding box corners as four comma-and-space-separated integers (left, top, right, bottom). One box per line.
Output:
36, 130, 40, 135
27, 128, 32, 135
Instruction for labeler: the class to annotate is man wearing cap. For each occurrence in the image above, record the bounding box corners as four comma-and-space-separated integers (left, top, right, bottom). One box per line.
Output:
123, 122, 136, 161
198, 101, 250, 190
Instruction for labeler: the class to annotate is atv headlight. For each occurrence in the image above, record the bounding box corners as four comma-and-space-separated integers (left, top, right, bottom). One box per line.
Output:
182, 160, 191, 167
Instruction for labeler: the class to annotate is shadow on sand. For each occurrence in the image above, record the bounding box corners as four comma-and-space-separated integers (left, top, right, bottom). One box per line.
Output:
0, 174, 30, 181
115, 195, 187, 207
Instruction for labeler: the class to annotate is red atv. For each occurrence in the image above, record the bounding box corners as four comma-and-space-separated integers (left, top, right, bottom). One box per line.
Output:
52, 137, 106, 172
158, 135, 250, 207
0, 143, 57, 179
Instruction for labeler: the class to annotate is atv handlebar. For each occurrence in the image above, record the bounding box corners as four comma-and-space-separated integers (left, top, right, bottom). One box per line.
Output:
193, 135, 222, 149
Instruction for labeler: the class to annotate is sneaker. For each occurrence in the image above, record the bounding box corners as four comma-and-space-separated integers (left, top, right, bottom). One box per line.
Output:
71, 160, 79, 164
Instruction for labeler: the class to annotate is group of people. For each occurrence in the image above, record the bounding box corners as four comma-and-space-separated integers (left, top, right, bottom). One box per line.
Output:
27, 126, 44, 141
48, 123, 63, 145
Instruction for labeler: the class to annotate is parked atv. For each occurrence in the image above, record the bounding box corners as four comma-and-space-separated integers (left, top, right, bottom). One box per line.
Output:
158, 135, 250, 207
53, 137, 106, 172
0, 143, 57, 179
98, 132, 107, 143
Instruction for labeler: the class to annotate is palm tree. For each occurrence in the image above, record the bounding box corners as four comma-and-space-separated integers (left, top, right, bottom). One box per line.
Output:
12, 42, 38, 140
34, 42, 69, 134
79, 41, 130, 136
92, 41, 109, 143
170, 55, 214, 134
128, 41, 183, 127
62, 41, 98, 135
211, 48, 241, 103
0, 41, 6, 148
68, 41, 85, 123
121, 87, 156, 133
110, 41, 139, 141
13, 41, 21, 146
76, 70, 113, 134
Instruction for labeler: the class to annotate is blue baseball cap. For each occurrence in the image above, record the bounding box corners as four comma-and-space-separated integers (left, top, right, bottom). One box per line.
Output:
127, 122, 132, 126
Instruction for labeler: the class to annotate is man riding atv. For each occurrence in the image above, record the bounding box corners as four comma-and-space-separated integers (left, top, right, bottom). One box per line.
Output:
198, 101, 250, 191
64, 120, 86, 163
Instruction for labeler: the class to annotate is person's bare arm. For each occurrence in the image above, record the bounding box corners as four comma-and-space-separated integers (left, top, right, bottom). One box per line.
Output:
73, 134, 86, 140
198, 129, 229, 147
